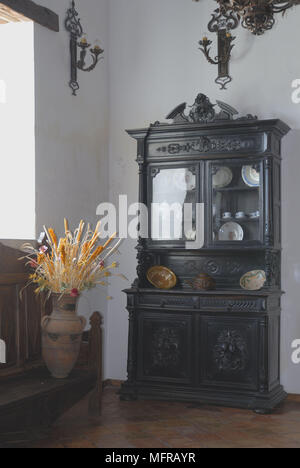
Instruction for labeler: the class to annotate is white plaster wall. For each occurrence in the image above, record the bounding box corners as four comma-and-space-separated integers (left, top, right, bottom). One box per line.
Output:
33, 0, 110, 374
106, 0, 300, 393
0, 22, 35, 239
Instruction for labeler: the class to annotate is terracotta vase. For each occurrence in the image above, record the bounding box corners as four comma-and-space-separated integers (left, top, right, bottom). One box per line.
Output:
41, 294, 86, 379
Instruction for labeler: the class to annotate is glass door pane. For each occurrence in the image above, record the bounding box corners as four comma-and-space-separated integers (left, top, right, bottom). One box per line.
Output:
210, 161, 262, 244
151, 167, 197, 241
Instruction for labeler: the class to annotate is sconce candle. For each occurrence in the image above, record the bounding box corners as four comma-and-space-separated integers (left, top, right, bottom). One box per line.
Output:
94, 40, 101, 51
65, 1, 104, 96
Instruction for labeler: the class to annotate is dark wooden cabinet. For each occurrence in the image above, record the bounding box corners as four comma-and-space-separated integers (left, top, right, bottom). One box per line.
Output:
120, 93, 290, 413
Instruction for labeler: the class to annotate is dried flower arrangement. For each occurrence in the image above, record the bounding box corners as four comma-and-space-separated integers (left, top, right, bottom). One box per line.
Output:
20, 219, 124, 299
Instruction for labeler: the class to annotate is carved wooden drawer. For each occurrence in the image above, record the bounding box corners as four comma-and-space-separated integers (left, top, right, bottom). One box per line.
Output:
199, 297, 266, 312
138, 294, 199, 309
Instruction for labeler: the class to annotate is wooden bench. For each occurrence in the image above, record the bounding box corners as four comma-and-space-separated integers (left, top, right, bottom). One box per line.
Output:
0, 242, 103, 446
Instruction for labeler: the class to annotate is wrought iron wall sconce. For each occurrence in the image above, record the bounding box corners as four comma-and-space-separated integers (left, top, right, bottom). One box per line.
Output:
199, 6, 238, 90
65, 1, 104, 96
194, 0, 300, 90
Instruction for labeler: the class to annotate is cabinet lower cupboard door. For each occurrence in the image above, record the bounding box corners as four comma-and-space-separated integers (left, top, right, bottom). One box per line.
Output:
200, 317, 259, 391
137, 312, 193, 384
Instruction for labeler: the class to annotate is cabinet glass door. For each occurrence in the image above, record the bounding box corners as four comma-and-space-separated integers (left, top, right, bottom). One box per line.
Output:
209, 160, 263, 245
151, 167, 197, 242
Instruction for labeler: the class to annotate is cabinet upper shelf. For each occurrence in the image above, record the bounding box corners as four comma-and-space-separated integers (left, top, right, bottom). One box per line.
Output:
213, 186, 259, 192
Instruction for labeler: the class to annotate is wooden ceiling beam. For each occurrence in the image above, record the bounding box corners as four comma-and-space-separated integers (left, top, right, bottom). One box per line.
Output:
0, 0, 59, 31
0, 10, 27, 22
0, 4, 29, 22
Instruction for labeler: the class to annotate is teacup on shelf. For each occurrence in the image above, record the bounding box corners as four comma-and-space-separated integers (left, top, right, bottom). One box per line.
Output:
249, 210, 260, 219
235, 211, 246, 219
222, 212, 232, 220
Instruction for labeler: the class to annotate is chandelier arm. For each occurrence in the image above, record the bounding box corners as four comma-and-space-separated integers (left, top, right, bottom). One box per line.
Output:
272, 1, 300, 13
272, 0, 300, 5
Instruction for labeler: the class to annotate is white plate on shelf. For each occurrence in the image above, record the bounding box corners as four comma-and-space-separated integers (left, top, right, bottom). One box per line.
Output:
213, 166, 233, 189
242, 165, 260, 187
218, 222, 244, 241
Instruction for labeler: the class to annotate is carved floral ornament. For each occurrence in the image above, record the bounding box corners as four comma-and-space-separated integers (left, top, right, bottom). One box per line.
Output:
151, 327, 181, 370
214, 329, 248, 372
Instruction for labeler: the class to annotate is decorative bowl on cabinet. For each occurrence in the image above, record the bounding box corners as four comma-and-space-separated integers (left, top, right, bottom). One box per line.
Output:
186, 273, 216, 291
147, 266, 177, 290
240, 270, 266, 291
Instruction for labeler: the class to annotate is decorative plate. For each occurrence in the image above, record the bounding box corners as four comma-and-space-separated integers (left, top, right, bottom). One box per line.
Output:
242, 165, 260, 187
213, 166, 233, 189
240, 270, 266, 291
218, 222, 244, 241
173, 170, 196, 191
147, 266, 177, 290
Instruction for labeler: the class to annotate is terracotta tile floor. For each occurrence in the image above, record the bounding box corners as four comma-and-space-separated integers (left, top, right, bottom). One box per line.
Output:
25, 384, 300, 448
